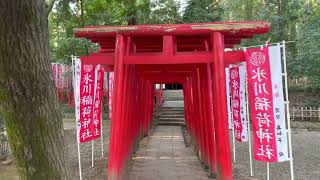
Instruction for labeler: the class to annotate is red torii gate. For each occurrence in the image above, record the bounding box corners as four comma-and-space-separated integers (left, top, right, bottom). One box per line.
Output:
74, 21, 270, 180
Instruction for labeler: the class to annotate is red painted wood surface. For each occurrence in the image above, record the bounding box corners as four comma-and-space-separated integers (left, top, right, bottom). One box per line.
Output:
81, 51, 246, 66
211, 32, 233, 179
74, 22, 270, 180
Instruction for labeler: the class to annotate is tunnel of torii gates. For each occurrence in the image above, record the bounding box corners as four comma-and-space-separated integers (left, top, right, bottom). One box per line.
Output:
74, 21, 270, 180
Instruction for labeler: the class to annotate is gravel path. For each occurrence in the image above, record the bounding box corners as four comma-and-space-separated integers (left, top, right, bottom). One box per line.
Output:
128, 126, 211, 180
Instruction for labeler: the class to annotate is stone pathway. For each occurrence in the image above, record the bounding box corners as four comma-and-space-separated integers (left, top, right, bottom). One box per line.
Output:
128, 126, 211, 180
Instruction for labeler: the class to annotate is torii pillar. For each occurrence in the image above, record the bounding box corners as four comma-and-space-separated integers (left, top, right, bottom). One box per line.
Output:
212, 32, 232, 180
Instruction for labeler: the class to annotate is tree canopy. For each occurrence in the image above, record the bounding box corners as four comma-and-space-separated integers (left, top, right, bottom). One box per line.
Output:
48, 0, 320, 87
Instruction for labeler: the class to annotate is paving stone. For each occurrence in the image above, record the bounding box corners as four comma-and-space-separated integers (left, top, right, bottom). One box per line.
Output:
128, 126, 211, 180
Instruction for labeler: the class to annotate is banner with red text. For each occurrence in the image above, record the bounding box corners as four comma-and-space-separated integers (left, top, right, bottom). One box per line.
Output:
229, 63, 248, 142
91, 65, 104, 140
225, 68, 233, 130
245, 45, 289, 162
76, 59, 104, 143
79, 62, 96, 142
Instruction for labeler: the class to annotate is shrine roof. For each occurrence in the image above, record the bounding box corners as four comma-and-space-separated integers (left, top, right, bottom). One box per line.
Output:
74, 21, 270, 51
74, 21, 270, 38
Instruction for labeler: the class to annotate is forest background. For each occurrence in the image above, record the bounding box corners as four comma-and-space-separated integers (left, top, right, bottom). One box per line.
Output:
49, 0, 320, 90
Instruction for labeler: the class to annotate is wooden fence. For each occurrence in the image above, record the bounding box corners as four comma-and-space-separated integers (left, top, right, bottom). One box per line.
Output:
290, 107, 320, 121
288, 78, 320, 89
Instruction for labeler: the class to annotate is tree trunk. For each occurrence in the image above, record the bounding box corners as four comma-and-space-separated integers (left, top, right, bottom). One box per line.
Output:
244, 0, 254, 21
125, 0, 137, 25
0, 1, 68, 179
277, 0, 288, 40
79, 0, 89, 54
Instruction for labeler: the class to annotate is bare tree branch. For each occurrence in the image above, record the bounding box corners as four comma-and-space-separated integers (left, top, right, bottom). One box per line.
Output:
211, 0, 221, 7
46, 0, 56, 17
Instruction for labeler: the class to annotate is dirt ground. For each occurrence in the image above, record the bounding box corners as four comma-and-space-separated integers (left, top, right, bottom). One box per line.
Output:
289, 91, 320, 107
2, 119, 320, 180
232, 129, 320, 180
0, 119, 110, 180
64, 119, 110, 180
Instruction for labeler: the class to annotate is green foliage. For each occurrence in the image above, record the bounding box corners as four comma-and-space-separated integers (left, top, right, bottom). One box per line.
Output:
48, 0, 320, 90
146, 0, 182, 24
50, 38, 97, 64
183, 0, 223, 23
296, 2, 320, 80
48, 0, 184, 64
49, 0, 128, 64
221, 0, 320, 90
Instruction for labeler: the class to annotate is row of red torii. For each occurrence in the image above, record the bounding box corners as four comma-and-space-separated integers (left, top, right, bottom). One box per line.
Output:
74, 21, 271, 180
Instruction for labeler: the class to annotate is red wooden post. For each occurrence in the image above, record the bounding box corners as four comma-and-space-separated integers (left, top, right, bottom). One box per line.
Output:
108, 34, 125, 180
183, 82, 190, 131
191, 72, 200, 149
199, 66, 210, 165
183, 81, 190, 131
120, 61, 132, 176
196, 68, 206, 162
201, 65, 213, 168
188, 77, 196, 141
211, 32, 233, 180
206, 63, 217, 174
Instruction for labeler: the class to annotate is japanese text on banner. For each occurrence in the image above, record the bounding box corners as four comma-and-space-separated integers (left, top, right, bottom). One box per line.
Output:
225, 68, 233, 130
229, 63, 248, 142
79, 63, 96, 142
92, 66, 104, 140
245, 46, 280, 162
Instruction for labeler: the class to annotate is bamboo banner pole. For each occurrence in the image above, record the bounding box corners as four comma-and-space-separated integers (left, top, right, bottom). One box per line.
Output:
282, 41, 295, 180
245, 71, 253, 177
91, 141, 94, 167
232, 127, 236, 163
267, 162, 270, 180
77, 142, 82, 180
101, 101, 104, 158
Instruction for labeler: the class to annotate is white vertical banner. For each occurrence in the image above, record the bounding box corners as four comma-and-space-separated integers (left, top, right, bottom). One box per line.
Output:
239, 63, 248, 142
72, 56, 83, 180
103, 72, 108, 94
108, 72, 114, 119
225, 67, 233, 130
74, 58, 82, 142
230, 63, 248, 142
269, 45, 289, 162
